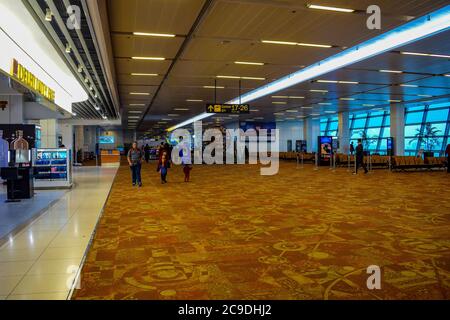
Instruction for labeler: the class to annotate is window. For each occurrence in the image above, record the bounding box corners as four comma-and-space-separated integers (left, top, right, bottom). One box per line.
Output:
349, 110, 390, 154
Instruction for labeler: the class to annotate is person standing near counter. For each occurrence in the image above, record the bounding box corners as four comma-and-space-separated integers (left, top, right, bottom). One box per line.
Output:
127, 142, 143, 187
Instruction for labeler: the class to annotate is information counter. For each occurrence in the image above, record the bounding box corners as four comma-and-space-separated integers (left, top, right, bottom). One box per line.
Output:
100, 150, 120, 166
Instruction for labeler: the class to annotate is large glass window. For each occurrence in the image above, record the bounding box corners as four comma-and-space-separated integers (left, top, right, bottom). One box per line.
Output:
349, 110, 391, 154
405, 103, 450, 156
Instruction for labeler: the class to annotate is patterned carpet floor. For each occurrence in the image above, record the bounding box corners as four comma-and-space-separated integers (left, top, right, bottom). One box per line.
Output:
72, 162, 450, 300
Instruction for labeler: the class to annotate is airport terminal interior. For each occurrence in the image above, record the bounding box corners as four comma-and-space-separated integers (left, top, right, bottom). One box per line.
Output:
0, 0, 449, 301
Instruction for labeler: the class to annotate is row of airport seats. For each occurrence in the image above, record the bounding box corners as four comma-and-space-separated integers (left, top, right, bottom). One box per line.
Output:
335, 154, 391, 168
279, 152, 315, 162
391, 156, 447, 171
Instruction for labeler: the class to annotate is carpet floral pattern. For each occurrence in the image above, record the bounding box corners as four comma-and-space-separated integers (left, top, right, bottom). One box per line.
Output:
72, 162, 450, 300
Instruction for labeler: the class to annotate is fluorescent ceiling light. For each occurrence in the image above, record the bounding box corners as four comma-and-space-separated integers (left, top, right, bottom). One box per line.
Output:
261, 40, 332, 48
400, 84, 418, 87
379, 69, 403, 73
306, 4, 355, 13
417, 94, 432, 97
325, 111, 336, 113
243, 76, 266, 80
272, 102, 287, 105
250, 109, 260, 112
363, 104, 375, 107
310, 113, 320, 116
130, 92, 150, 95
130, 104, 146, 106
401, 51, 450, 58
340, 98, 355, 100
310, 89, 328, 93
132, 57, 165, 61
129, 111, 142, 114
274, 113, 284, 115
389, 99, 402, 102
272, 96, 305, 99
319, 103, 332, 105
301, 106, 313, 109
174, 108, 189, 111
133, 32, 175, 38
318, 80, 359, 84
286, 110, 299, 113
235, 61, 265, 66
128, 116, 140, 119
167, 6, 450, 132
186, 99, 203, 102
217, 75, 265, 81
203, 86, 225, 89
131, 73, 158, 76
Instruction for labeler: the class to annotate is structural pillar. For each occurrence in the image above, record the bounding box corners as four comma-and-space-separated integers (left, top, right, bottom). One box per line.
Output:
40, 119, 58, 148
390, 105, 405, 156
303, 117, 320, 153
338, 111, 350, 154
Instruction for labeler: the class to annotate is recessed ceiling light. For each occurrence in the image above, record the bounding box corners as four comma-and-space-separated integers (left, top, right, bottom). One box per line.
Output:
310, 89, 328, 93
319, 103, 332, 105
340, 98, 355, 101
400, 84, 418, 87
128, 116, 140, 119
272, 96, 288, 99
318, 80, 359, 84
301, 106, 313, 109
132, 56, 165, 61
186, 99, 203, 102
310, 113, 320, 116
131, 73, 158, 76
216, 75, 265, 80
379, 69, 403, 73
235, 61, 265, 66
130, 92, 150, 95
389, 99, 402, 102
261, 40, 332, 48
174, 108, 189, 111
289, 96, 305, 99
363, 104, 375, 107
273, 113, 284, 115
400, 51, 450, 59
129, 111, 142, 114
286, 110, 299, 113
250, 109, 260, 112
133, 32, 175, 38
325, 111, 336, 113
203, 86, 225, 89
306, 4, 355, 13
272, 102, 287, 105
130, 104, 146, 106
417, 94, 432, 97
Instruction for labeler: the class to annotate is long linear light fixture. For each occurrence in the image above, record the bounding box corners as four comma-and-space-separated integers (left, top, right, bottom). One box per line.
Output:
167, 6, 450, 132
133, 32, 175, 38
306, 4, 355, 13
261, 40, 332, 48
400, 51, 450, 59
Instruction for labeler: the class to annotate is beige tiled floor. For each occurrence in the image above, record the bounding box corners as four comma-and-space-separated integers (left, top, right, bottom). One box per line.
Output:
0, 166, 117, 300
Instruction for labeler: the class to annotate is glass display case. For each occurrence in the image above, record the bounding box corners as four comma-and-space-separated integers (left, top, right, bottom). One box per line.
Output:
32, 148, 73, 189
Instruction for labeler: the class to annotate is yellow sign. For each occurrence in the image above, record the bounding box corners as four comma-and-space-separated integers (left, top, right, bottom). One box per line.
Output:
10, 59, 56, 102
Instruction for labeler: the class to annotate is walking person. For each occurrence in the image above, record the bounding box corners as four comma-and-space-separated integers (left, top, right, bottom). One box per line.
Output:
446, 143, 450, 173
157, 152, 170, 184
353, 139, 368, 174
144, 144, 151, 163
350, 141, 355, 155
127, 142, 143, 187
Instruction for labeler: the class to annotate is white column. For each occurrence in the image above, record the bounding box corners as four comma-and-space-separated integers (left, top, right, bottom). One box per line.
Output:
338, 111, 350, 154
40, 119, 58, 148
303, 117, 320, 153
390, 105, 405, 156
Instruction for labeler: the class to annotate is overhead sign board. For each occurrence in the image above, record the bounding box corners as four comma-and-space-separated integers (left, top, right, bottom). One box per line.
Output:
206, 103, 250, 114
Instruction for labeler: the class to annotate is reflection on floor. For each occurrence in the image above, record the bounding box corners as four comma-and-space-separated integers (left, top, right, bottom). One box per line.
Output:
72, 162, 450, 300
0, 184, 65, 244
0, 166, 117, 300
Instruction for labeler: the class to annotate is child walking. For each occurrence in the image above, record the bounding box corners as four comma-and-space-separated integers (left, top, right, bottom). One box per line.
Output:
183, 164, 192, 182
157, 152, 170, 184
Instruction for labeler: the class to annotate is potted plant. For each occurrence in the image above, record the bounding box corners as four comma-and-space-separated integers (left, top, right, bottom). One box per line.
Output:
410, 122, 441, 158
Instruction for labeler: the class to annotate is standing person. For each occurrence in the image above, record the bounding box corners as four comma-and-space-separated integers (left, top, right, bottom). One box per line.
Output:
350, 141, 355, 155
157, 152, 170, 184
127, 142, 143, 187
144, 144, 151, 163
445, 144, 450, 173
183, 164, 192, 182
354, 139, 368, 174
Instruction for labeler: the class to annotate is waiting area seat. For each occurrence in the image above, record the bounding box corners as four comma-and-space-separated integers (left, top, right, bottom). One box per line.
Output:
279, 152, 315, 162
392, 156, 447, 171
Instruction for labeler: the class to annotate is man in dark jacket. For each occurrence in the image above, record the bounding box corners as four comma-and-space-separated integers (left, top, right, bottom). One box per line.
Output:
354, 139, 368, 174
446, 144, 450, 173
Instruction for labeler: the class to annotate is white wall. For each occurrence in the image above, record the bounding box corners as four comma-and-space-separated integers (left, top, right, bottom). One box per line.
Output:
277, 121, 304, 152
0, 95, 23, 124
